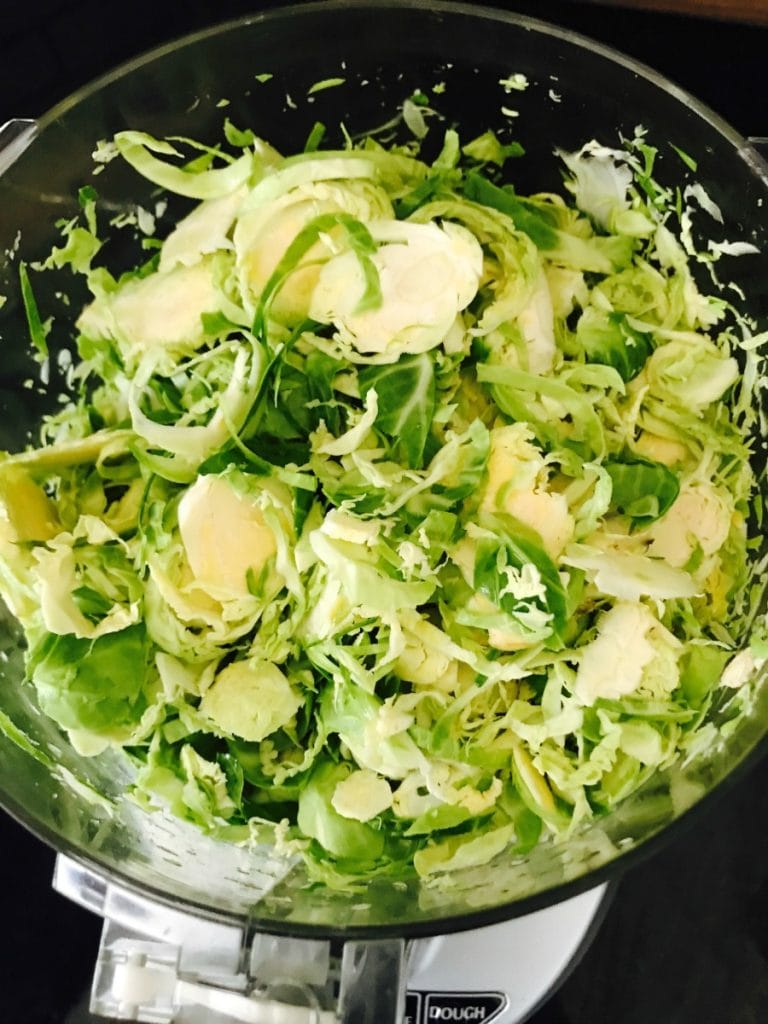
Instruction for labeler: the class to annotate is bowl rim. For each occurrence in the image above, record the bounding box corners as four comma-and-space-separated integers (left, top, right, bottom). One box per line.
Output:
33, 0, 766, 178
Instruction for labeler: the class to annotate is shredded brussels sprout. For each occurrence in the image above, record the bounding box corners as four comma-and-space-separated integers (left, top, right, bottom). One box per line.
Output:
0, 110, 765, 888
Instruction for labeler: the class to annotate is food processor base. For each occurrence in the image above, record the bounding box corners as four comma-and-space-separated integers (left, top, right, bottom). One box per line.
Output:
406, 883, 609, 1023
54, 854, 608, 1024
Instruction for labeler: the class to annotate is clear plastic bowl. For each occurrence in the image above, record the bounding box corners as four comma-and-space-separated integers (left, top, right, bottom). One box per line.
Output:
0, 0, 766, 940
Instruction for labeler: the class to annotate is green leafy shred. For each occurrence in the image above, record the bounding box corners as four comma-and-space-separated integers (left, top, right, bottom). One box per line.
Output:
670, 143, 698, 172
18, 261, 48, 356
304, 121, 327, 153
307, 77, 346, 95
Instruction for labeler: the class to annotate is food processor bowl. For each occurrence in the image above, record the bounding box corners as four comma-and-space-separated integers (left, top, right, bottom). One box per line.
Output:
0, 2, 767, 1017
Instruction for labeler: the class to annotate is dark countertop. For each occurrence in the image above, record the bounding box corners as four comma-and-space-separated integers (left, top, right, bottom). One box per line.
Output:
1, 2, 767, 1022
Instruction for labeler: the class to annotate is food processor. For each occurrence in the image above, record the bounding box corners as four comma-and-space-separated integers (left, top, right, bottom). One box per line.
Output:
1, 3, 767, 1022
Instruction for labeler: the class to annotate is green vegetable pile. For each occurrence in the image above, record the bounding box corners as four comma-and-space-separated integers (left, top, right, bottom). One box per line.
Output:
0, 110, 764, 888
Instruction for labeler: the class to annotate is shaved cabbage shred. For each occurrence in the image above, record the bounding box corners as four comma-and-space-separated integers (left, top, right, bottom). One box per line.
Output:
0, 107, 765, 889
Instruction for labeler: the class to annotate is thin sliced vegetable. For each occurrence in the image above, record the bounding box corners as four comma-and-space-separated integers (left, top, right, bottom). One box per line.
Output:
0, 95, 762, 889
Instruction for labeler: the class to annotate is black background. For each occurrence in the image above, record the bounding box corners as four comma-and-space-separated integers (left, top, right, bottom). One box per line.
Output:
1, 2, 768, 1022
